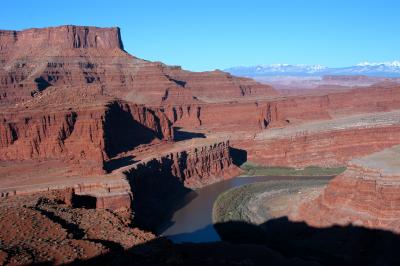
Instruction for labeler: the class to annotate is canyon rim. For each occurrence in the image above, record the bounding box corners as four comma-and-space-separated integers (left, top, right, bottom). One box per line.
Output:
2, 3, 400, 264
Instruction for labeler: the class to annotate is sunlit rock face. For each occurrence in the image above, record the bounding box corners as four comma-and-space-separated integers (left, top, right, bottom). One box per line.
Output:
297, 145, 400, 233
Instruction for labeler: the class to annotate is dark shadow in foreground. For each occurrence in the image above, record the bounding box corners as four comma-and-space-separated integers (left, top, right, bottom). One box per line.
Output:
67, 217, 400, 266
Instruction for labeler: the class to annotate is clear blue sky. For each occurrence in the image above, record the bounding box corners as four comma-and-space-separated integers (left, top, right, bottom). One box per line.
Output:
2, 0, 400, 71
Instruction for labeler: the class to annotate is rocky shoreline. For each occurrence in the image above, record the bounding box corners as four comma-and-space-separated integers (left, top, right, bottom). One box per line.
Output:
212, 178, 330, 225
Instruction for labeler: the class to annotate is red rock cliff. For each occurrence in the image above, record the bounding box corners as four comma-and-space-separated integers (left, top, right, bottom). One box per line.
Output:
0, 97, 173, 174
297, 145, 400, 233
0, 25, 277, 106
0, 25, 123, 52
126, 140, 238, 189
124, 140, 240, 230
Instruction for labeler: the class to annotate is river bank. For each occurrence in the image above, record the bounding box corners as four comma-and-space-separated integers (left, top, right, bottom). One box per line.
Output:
212, 178, 330, 225
240, 162, 346, 177
161, 175, 332, 243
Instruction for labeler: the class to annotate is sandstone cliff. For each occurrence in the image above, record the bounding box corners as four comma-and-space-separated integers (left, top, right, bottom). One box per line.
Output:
159, 83, 400, 133
297, 145, 400, 233
0, 25, 277, 106
127, 140, 238, 189
124, 140, 239, 230
0, 97, 173, 174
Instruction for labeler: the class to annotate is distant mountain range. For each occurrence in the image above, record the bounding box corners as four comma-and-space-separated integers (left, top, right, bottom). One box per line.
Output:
225, 61, 400, 77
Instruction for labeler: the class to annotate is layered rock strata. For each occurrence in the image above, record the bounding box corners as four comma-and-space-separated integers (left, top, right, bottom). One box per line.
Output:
297, 145, 400, 233
127, 140, 239, 189
124, 140, 239, 230
0, 97, 173, 174
0, 26, 277, 106
0, 139, 239, 224
161, 83, 400, 132
235, 111, 400, 167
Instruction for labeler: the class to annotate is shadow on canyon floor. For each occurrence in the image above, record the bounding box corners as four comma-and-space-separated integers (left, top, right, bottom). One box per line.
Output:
124, 157, 197, 232
103, 155, 138, 173
173, 127, 206, 141
229, 147, 248, 167
67, 217, 400, 266
214, 217, 400, 266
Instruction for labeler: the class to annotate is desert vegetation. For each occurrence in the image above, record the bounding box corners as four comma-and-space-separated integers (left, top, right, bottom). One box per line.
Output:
212, 179, 329, 224
240, 162, 346, 177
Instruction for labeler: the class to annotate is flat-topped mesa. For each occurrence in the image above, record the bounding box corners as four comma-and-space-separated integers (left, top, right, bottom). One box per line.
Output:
0, 25, 278, 106
296, 145, 400, 233
0, 25, 124, 51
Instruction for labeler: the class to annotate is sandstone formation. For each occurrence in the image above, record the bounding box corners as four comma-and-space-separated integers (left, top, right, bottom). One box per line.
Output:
128, 140, 238, 189
0, 97, 173, 174
0, 190, 155, 265
3, 24, 400, 265
0, 25, 276, 179
0, 137, 240, 232
2, 25, 400, 209
236, 111, 400, 167
0, 25, 276, 107
297, 145, 400, 233
159, 82, 400, 133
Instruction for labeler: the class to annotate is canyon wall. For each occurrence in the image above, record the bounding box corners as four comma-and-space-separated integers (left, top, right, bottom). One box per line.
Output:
127, 140, 238, 189
164, 68, 277, 102
236, 125, 400, 167
162, 84, 400, 132
3, 25, 400, 232
0, 25, 123, 51
0, 139, 240, 229
0, 100, 173, 174
0, 25, 277, 106
124, 140, 239, 230
297, 146, 400, 233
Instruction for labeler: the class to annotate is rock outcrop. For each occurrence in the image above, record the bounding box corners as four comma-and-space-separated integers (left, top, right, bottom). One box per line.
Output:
3, 24, 400, 239
158, 83, 400, 133
0, 138, 240, 227
239, 125, 400, 167
127, 140, 238, 189
0, 96, 173, 174
0, 191, 155, 265
297, 145, 400, 233
235, 110, 400, 167
0, 25, 277, 106
0, 25, 123, 52
125, 140, 240, 230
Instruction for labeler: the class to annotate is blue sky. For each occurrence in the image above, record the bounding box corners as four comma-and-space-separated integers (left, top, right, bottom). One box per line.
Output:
2, 0, 400, 71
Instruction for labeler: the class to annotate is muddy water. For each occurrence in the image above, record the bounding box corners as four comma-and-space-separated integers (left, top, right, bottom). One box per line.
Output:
159, 175, 331, 243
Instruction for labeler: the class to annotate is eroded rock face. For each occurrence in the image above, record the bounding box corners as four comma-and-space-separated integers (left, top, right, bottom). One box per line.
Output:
0, 98, 173, 174
125, 140, 240, 230
159, 83, 400, 133
0, 25, 123, 51
297, 145, 400, 233
0, 26, 277, 106
238, 125, 400, 167
164, 68, 277, 102
3, 24, 400, 237
128, 140, 239, 189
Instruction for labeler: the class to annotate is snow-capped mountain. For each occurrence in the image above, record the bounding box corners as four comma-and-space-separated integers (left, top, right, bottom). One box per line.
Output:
225, 61, 400, 77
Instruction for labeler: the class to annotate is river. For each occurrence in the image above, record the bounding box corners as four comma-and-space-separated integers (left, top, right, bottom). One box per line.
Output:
159, 175, 330, 243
